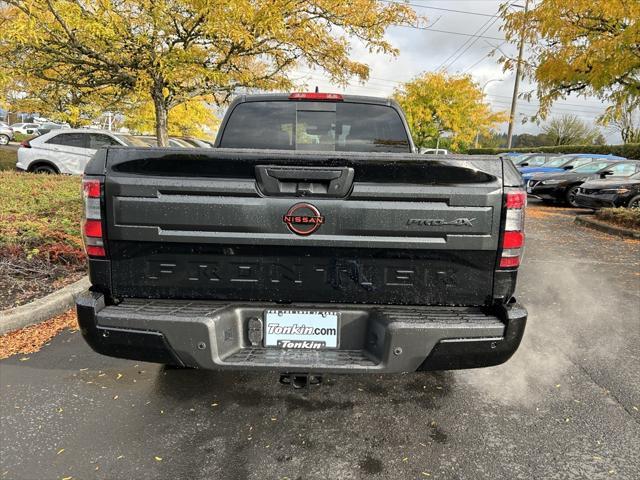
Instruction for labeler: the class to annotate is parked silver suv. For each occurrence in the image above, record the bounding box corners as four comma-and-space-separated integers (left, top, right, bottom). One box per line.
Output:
0, 121, 14, 145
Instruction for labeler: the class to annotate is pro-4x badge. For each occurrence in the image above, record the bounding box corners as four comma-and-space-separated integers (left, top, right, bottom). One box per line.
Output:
283, 203, 325, 236
407, 218, 476, 227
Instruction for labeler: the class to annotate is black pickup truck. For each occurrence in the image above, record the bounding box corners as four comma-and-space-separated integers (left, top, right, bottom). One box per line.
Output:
76, 92, 527, 382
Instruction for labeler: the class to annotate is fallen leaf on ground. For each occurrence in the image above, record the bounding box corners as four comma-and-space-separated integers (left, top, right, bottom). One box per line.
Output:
0, 310, 78, 359
154, 456, 162, 462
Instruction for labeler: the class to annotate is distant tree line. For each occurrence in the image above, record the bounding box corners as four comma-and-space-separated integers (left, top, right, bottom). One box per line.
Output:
477, 115, 609, 149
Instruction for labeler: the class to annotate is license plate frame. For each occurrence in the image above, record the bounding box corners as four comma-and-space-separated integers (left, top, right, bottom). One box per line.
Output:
263, 309, 340, 350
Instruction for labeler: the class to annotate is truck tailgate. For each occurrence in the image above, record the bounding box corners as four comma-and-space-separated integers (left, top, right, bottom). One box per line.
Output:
102, 148, 504, 306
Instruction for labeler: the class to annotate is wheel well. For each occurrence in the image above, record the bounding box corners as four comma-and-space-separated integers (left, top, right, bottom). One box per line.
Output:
28, 160, 60, 173
627, 194, 640, 207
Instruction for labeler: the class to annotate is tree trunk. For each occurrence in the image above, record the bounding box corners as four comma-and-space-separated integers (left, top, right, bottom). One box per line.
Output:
151, 83, 169, 147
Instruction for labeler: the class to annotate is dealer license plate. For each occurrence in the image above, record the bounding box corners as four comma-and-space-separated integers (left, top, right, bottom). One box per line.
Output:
263, 310, 339, 349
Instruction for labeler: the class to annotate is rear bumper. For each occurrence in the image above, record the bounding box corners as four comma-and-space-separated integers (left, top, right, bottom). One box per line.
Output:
528, 184, 565, 201
574, 192, 631, 209
76, 292, 527, 373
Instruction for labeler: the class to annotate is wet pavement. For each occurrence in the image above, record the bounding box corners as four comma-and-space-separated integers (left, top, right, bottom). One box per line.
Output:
1, 202, 639, 480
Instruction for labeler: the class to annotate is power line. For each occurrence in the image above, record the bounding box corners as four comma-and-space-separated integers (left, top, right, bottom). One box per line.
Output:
441, 16, 502, 70
434, 14, 497, 71
462, 41, 507, 72
486, 94, 605, 111
380, 0, 498, 17
297, 71, 608, 114
393, 24, 505, 41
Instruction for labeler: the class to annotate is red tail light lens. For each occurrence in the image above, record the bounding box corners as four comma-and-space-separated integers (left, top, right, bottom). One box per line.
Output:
86, 245, 106, 257
84, 219, 103, 238
499, 256, 520, 268
505, 191, 526, 209
499, 189, 526, 269
82, 177, 105, 257
83, 179, 101, 198
503, 231, 524, 249
289, 92, 344, 101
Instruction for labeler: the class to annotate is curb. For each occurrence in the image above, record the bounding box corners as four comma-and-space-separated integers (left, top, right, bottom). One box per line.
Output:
0, 276, 90, 335
574, 215, 640, 240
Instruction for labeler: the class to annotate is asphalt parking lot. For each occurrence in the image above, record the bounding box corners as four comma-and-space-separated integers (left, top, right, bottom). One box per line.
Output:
1, 202, 639, 480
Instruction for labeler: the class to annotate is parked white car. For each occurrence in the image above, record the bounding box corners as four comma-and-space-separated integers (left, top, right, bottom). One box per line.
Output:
16, 129, 148, 174
0, 121, 14, 145
10, 123, 41, 135
421, 148, 449, 155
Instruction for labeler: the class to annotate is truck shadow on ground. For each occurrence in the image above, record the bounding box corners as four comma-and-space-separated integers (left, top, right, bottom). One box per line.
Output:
151, 366, 456, 413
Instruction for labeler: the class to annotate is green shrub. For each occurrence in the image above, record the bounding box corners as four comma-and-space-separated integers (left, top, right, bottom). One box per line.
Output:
0, 148, 17, 171
595, 208, 640, 230
466, 143, 640, 159
0, 171, 84, 264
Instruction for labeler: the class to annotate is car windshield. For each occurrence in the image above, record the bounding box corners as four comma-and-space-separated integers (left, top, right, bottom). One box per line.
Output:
573, 162, 612, 173
544, 156, 575, 168
114, 134, 151, 147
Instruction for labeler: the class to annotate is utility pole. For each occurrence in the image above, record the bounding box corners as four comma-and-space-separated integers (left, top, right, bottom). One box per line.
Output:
506, 0, 529, 149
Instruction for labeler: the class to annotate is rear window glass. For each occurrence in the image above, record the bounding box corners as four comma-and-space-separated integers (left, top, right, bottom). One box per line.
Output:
219, 101, 410, 153
45, 132, 87, 147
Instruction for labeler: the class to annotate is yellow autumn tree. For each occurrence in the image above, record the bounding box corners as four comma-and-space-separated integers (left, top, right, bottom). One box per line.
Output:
394, 72, 507, 150
123, 98, 220, 139
2, 76, 128, 127
500, 0, 640, 119
0, 1, 415, 145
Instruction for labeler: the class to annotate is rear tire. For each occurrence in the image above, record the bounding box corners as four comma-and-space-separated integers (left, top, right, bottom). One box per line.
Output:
565, 185, 580, 207
0, 134, 9, 145
628, 195, 640, 209
30, 163, 58, 174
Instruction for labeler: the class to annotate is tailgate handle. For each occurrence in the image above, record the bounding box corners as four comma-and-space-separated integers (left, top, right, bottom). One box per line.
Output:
256, 165, 354, 197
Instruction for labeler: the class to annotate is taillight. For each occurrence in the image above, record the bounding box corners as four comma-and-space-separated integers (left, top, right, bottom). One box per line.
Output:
289, 92, 343, 101
20, 140, 31, 148
499, 189, 526, 268
82, 177, 106, 257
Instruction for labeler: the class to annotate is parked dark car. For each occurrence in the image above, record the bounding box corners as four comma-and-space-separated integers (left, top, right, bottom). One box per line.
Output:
575, 171, 640, 210
526, 160, 629, 206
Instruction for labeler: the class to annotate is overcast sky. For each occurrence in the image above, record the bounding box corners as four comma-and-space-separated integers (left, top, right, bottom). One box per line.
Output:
295, 0, 619, 142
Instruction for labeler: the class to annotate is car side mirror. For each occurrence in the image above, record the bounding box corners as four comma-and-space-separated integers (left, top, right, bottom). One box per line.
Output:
600, 170, 613, 178
563, 165, 573, 170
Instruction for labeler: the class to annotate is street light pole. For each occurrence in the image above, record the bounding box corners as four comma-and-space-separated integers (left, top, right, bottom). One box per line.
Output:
475, 78, 503, 148
506, 0, 529, 149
